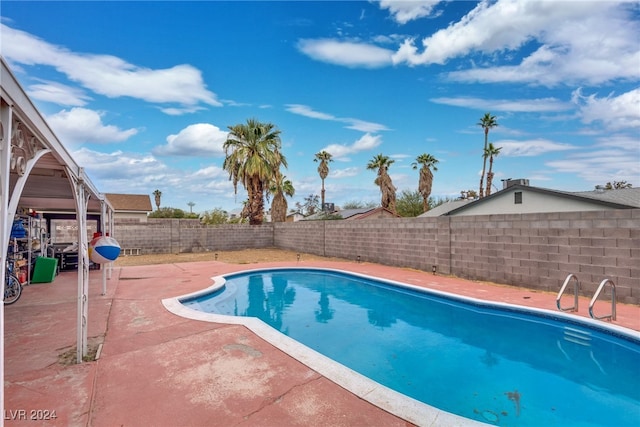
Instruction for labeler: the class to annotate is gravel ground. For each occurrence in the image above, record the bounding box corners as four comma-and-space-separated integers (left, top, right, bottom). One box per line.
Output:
113, 247, 342, 266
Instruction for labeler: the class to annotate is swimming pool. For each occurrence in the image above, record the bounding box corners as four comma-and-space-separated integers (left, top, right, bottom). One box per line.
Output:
164, 268, 640, 427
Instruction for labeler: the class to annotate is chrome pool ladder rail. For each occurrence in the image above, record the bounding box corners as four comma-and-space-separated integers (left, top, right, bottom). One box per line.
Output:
589, 278, 616, 321
557, 273, 579, 312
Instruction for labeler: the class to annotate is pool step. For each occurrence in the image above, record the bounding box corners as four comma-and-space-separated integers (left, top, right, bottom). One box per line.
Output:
563, 327, 592, 347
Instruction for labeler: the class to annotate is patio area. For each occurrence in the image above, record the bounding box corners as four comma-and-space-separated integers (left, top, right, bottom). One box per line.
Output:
4, 258, 639, 426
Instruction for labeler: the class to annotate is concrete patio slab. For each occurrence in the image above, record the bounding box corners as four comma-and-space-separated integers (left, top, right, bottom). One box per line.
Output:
4, 259, 639, 426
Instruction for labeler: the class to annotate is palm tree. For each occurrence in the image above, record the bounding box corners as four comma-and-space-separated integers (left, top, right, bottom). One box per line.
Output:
484, 143, 502, 196
412, 153, 439, 212
223, 119, 285, 225
367, 153, 397, 213
314, 150, 333, 210
152, 189, 162, 210
269, 174, 295, 222
187, 201, 195, 213
477, 113, 498, 198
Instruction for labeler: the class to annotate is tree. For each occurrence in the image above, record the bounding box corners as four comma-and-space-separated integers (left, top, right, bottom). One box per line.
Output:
412, 153, 439, 212
604, 181, 633, 189
152, 189, 162, 210
341, 200, 377, 209
148, 207, 186, 218
367, 154, 397, 213
223, 119, 286, 225
477, 113, 498, 198
484, 143, 502, 196
295, 194, 320, 216
314, 150, 333, 210
460, 189, 478, 199
396, 190, 424, 217
200, 208, 229, 225
187, 201, 196, 213
267, 147, 294, 222
269, 174, 295, 222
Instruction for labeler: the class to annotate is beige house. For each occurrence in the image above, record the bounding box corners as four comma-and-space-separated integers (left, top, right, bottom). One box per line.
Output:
105, 194, 153, 222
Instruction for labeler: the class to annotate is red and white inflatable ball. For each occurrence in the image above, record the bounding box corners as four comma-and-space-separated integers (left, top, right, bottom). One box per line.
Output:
89, 236, 121, 263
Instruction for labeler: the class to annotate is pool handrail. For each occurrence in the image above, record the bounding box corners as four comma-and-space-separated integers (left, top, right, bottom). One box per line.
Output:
589, 278, 616, 321
557, 273, 579, 312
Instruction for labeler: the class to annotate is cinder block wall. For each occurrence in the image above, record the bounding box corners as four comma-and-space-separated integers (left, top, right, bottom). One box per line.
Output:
115, 210, 639, 304
447, 210, 640, 303
114, 219, 273, 254
276, 218, 450, 274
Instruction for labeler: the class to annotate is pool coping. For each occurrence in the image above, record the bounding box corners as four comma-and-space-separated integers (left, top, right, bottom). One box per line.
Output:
162, 266, 640, 427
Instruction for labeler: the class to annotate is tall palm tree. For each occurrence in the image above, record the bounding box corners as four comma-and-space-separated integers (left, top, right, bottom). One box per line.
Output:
269, 173, 295, 222
152, 189, 162, 210
367, 153, 397, 213
187, 201, 195, 213
412, 153, 439, 212
223, 119, 285, 225
314, 150, 333, 210
477, 113, 498, 198
484, 143, 502, 196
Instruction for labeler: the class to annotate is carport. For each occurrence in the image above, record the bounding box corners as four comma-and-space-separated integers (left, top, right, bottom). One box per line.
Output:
1, 57, 114, 415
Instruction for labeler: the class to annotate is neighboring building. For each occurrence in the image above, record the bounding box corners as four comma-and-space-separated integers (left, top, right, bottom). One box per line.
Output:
304, 207, 400, 220
427, 179, 640, 217
286, 212, 305, 222
105, 193, 153, 222
418, 199, 474, 217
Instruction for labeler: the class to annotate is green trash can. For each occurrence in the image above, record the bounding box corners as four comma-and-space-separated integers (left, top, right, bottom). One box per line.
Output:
31, 257, 58, 284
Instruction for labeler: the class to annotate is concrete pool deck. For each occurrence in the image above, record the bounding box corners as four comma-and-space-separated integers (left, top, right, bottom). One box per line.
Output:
4, 259, 640, 426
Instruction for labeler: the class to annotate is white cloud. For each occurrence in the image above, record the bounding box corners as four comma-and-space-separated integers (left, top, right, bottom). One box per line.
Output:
192, 165, 227, 179
153, 123, 228, 157
430, 96, 571, 112
72, 148, 165, 181
27, 80, 91, 106
160, 106, 207, 116
598, 134, 640, 151
498, 139, 577, 157
286, 104, 389, 133
323, 133, 383, 159
297, 38, 394, 68
331, 167, 360, 178
343, 118, 390, 133
378, 0, 443, 24
1, 24, 221, 109
46, 108, 138, 145
393, 0, 639, 86
546, 149, 639, 185
573, 88, 640, 131
286, 104, 336, 120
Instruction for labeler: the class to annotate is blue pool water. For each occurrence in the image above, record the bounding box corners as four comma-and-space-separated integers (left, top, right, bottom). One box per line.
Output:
182, 268, 640, 426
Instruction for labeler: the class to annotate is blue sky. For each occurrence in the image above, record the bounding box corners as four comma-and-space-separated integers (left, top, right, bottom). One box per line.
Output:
2, 1, 639, 214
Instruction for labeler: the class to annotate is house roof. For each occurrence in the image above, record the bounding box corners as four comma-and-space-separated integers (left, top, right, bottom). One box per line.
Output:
444, 185, 640, 216
418, 199, 474, 217
104, 193, 153, 212
335, 208, 374, 219
346, 207, 400, 220
304, 207, 400, 220
567, 187, 640, 208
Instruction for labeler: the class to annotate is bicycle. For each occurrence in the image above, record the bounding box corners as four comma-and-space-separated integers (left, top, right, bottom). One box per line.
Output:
4, 259, 23, 305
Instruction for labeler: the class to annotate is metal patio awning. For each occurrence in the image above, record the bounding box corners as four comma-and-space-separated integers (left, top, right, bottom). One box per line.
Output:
1, 56, 114, 420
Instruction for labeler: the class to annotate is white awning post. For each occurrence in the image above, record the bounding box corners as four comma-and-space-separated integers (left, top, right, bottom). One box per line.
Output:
0, 99, 14, 427
100, 198, 107, 295
71, 168, 90, 363
108, 207, 115, 280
